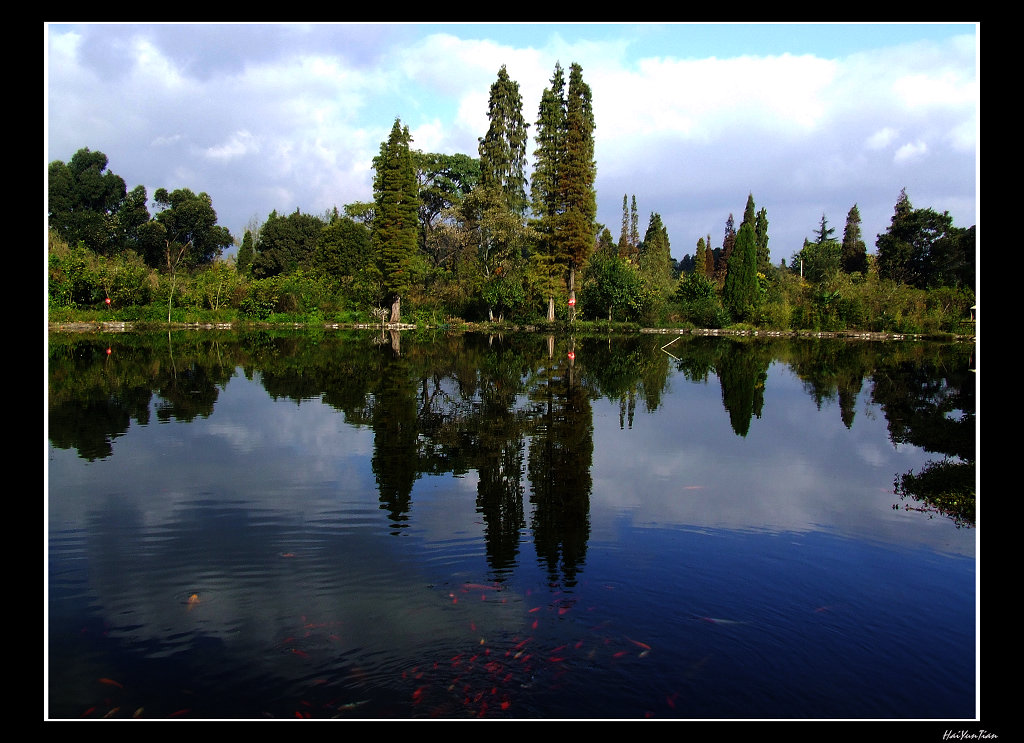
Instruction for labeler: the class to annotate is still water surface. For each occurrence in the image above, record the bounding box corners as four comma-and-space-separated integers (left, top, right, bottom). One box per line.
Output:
46, 330, 977, 720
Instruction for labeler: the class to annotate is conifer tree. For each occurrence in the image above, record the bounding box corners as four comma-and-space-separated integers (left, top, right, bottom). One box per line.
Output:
479, 65, 529, 216
814, 213, 835, 244
530, 63, 566, 321
841, 203, 868, 275
694, 235, 707, 277
371, 118, 419, 323
638, 212, 673, 293
722, 222, 759, 322
236, 229, 253, 276
530, 61, 597, 319
754, 207, 770, 273
716, 214, 736, 281
630, 195, 640, 249
741, 192, 756, 231
619, 194, 630, 258
558, 62, 597, 293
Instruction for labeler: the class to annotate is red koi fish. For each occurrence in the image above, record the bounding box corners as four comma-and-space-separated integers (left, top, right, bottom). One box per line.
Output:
626, 637, 652, 650
98, 677, 123, 689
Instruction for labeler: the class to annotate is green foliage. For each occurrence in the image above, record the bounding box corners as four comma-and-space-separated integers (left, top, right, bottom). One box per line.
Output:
876, 188, 974, 290
48, 148, 147, 256
238, 277, 281, 319
151, 187, 234, 269
251, 209, 326, 278
49, 233, 102, 309
236, 230, 254, 276
580, 253, 652, 322
100, 250, 156, 308
674, 271, 729, 329
637, 212, 673, 295
722, 222, 759, 322
478, 65, 530, 216
841, 204, 868, 275
791, 237, 842, 284
313, 213, 370, 278
372, 119, 420, 313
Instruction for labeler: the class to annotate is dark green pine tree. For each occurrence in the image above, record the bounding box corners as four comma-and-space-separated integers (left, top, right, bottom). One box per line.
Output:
558, 62, 597, 298
716, 214, 736, 281
236, 229, 254, 275
694, 235, 708, 276
371, 118, 419, 323
478, 65, 530, 216
841, 203, 868, 274
618, 194, 631, 258
722, 222, 759, 322
875, 188, 915, 284
530, 62, 567, 320
741, 192, 756, 231
814, 213, 835, 244
638, 211, 673, 292
754, 207, 770, 272
630, 195, 640, 251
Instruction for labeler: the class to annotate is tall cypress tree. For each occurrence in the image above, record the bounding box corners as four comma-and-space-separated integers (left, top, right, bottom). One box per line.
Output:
754, 207, 770, 272
723, 222, 759, 322
741, 192, 756, 231
372, 118, 419, 323
694, 236, 708, 276
618, 194, 630, 258
716, 214, 736, 281
558, 62, 597, 297
530, 63, 566, 321
479, 65, 529, 216
638, 212, 673, 293
841, 203, 868, 274
630, 195, 640, 251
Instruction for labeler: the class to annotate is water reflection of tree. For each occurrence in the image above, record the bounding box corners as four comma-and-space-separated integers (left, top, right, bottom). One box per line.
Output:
870, 343, 976, 527
47, 333, 234, 460
48, 330, 976, 559
580, 335, 670, 429
527, 342, 593, 587
784, 339, 877, 429
716, 340, 771, 437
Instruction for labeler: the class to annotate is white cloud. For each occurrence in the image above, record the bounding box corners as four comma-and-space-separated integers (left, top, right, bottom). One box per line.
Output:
866, 127, 898, 150
46, 24, 977, 259
894, 140, 928, 163
205, 130, 260, 160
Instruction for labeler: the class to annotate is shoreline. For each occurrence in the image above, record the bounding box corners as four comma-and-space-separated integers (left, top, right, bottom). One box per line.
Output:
46, 320, 976, 342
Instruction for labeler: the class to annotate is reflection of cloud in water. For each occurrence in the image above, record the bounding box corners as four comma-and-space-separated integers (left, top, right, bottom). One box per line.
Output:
587, 367, 971, 557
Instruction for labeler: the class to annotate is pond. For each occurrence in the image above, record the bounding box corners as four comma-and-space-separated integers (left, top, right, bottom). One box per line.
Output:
46, 329, 977, 720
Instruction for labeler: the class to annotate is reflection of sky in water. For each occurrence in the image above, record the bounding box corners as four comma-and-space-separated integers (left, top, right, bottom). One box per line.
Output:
587, 361, 973, 558
48, 358, 974, 561
46, 353, 977, 719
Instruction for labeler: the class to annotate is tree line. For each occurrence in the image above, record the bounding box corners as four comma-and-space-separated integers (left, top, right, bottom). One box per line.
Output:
48, 62, 977, 335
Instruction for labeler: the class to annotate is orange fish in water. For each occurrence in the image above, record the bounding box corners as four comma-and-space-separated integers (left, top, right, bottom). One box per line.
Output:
186, 593, 201, 610
98, 677, 123, 689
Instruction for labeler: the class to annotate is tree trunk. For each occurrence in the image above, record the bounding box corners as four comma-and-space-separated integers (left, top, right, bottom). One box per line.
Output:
568, 267, 576, 323
390, 295, 401, 324
547, 296, 555, 322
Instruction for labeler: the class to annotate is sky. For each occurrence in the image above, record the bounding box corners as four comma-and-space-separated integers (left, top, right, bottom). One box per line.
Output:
44, 22, 979, 265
